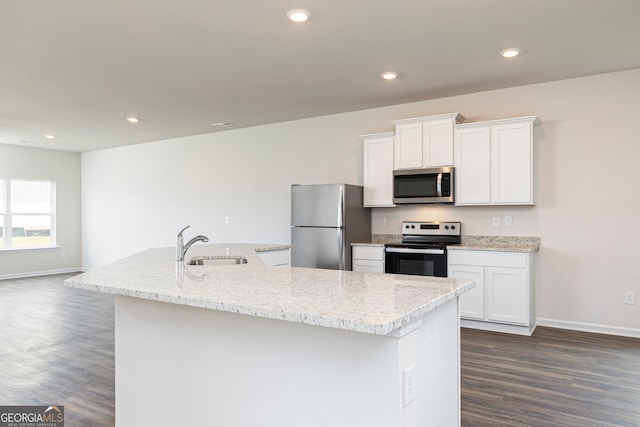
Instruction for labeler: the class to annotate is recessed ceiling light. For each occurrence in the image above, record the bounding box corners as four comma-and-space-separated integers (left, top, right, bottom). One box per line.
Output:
500, 48, 521, 58
126, 117, 140, 123
211, 122, 233, 127
286, 9, 310, 23
381, 71, 398, 80
43, 134, 56, 139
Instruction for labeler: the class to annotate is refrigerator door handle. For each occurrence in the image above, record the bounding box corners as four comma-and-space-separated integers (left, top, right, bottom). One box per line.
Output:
337, 227, 345, 270
338, 185, 345, 227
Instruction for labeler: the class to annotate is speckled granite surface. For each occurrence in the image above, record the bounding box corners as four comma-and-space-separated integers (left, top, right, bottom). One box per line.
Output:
372, 234, 401, 244
452, 236, 540, 253
361, 234, 540, 252
253, 244, 292, 252
65, 243, 474, 336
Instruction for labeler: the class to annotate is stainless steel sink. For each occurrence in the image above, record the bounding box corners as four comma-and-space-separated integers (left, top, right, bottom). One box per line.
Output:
187, 256, 248, 266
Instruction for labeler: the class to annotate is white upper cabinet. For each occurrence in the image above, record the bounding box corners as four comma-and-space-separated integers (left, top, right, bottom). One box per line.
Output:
491, 122, 535, 204
454, 125, 491, 205
392, 113, 465, 170
361, 132, 395, 207
393, 121, 423, 169
454, 116, 539, 206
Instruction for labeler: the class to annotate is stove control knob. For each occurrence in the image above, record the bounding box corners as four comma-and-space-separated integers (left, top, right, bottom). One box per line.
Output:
445, 225, 449, 229
411, 225, 415, 229
451, 225, 456, 230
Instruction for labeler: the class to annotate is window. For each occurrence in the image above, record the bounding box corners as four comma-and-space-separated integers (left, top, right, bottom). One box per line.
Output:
0, 179, 56, 250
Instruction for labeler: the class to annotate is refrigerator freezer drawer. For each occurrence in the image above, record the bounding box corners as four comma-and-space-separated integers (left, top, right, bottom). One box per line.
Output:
291, 227, 346, 270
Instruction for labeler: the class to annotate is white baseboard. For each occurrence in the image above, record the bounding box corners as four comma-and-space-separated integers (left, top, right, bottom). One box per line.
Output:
537, 317, 640, 339
0, 268, 85, 281
461, 319, 536, 336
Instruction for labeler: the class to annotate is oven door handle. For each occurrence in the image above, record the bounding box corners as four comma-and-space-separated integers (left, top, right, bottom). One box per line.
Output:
385, 247, 445, 255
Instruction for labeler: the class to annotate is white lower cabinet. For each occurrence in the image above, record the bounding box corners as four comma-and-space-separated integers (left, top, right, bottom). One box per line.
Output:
352, 245, 385, 273
448, 265, 485, 319
448, 250, 535, 335
486, 267, 528, 324
258, 248, 291, 267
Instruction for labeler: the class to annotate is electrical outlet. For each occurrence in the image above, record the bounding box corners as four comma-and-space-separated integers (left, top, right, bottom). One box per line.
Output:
504, 216, 513, 227
379, 216, 387, 227
492, 216, 500, 227
625, 291, 635, 305
225, 216, 230, 225
403, 365, 416, 407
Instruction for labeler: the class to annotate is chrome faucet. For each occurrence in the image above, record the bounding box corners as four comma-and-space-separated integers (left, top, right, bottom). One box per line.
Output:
176, 225, 210, 262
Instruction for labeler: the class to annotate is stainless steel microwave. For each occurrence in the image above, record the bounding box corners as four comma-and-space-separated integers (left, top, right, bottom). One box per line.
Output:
393, 167, 454, 204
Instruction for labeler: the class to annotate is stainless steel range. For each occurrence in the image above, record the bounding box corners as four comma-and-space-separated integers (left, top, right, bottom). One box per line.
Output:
385, 221, 461, 277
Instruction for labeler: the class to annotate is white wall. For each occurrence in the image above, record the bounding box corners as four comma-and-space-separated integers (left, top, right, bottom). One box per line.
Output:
0, 145, 81, 278
82, 68, 640, 334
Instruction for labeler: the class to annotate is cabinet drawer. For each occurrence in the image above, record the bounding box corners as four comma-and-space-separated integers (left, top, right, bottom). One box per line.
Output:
448, 250, 528, 268
352, 246, 385, 261
258, 249, 291, 266
352, 260, 384, 274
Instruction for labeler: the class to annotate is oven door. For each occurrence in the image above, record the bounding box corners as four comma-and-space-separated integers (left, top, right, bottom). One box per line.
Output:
384, 247, 447, 277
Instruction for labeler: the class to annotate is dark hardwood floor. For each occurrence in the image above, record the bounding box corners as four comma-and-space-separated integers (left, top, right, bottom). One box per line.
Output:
461, 327, 640, 426
0, 273, 115, 427
1, 274, 639, 426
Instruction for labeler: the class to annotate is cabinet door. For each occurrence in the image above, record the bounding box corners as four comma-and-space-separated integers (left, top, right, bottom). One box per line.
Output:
363, 135, 395, 207
352, 259, 384, 273
258, 249, 291, 267
352, 245, 384, 261
394, 122, 423, 170
454, 126, 491, 205
491, 121, 534, 204
486, 267, 528, 325
423, 118, 454, 167
449, 264, 485, 320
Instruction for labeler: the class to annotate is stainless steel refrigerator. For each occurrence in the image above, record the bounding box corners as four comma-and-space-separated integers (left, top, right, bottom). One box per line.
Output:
291, 184, 371, 270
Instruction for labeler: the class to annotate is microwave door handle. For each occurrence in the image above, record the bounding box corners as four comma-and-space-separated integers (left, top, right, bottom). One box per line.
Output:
436, 173, 443, 197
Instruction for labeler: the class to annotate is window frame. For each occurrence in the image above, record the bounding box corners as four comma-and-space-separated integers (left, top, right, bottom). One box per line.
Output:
0, 178, 57, 251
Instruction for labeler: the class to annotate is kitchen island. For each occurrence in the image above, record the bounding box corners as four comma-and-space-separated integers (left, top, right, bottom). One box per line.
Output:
65, 243, 474, 427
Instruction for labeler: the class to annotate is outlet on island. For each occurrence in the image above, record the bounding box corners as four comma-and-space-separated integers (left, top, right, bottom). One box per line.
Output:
625, 291, 635, 305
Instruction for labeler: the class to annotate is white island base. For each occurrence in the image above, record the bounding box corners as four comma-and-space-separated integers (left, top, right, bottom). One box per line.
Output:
115, 295, 461, 427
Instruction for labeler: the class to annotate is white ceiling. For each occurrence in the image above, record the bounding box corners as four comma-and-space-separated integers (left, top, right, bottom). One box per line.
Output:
1, 0, 639, 152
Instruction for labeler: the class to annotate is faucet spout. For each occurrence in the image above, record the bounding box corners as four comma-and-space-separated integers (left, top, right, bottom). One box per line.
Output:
176, 226, 209, 262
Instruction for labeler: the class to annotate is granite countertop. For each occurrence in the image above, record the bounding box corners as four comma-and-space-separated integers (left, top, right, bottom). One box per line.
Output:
451, 236, 540, 253
360, 235, 540, 253
65, 243, 474, 336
